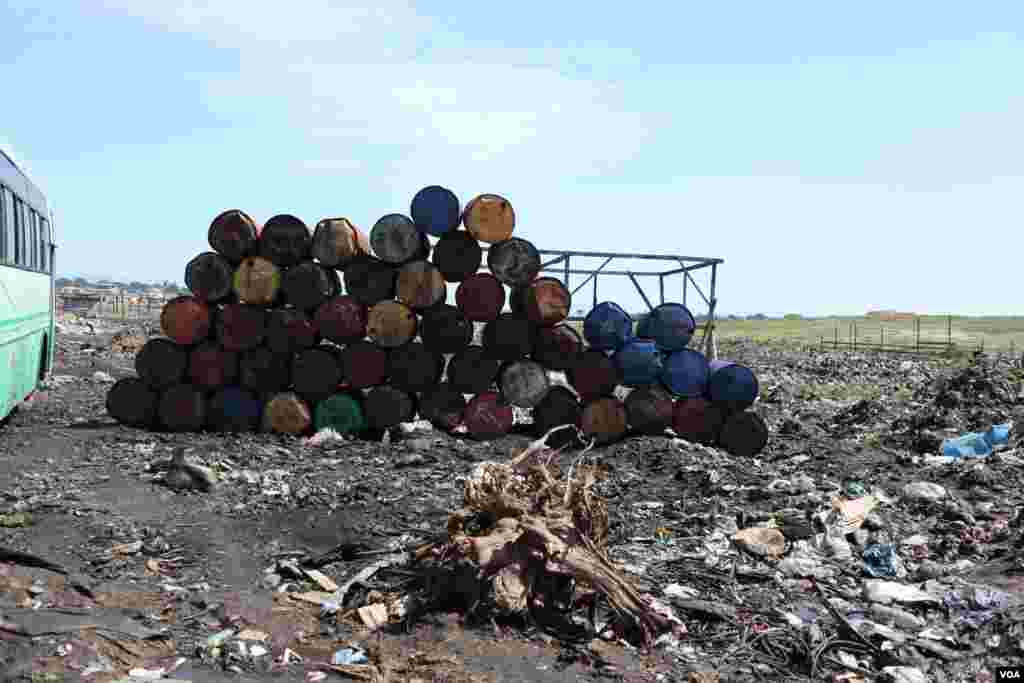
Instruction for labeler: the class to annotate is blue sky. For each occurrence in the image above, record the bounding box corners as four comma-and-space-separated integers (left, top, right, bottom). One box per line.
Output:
2, 1, 1021, 316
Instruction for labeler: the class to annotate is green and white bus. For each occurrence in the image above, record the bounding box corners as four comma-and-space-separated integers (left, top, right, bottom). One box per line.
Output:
0, 146, 56, 421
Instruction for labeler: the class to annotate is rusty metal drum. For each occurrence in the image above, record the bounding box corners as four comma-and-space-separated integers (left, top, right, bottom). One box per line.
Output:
258, 214, 311, 267
371, 213, 430, 265
208, 209, 259, 263
315, 295, 368, 346
161, 296, 212, 346
625, 386, 674, 435
580, 396, 628, 445
432, 229, 482, 282
487, 237, 540, 288
463, 391, 514, 440
463, 193, 515, 243
366, 300, 418, 348
498, 360, 550, 408
312, 216, 371, 268
456, 273, 506, 322
396, 260, 447, 311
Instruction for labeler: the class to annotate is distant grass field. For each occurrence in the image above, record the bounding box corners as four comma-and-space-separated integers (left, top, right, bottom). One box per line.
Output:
708, 316, 1024, 353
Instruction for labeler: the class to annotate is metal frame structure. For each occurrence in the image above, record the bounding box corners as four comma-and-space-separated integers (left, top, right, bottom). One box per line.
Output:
480, 246, 724, 357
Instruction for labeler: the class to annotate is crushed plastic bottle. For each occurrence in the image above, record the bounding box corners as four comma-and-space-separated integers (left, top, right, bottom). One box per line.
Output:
940, 424, 1010, 459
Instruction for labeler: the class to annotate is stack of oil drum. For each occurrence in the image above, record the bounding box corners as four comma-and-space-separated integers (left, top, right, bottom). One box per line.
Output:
578, 302, 766, 457
105, 186, 766, 457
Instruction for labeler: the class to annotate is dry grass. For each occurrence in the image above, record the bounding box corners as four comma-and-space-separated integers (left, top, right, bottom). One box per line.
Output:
710, 316, 1024, 354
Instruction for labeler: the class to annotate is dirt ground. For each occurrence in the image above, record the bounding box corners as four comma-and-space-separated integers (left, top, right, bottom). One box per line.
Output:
1, 321, 1023, 682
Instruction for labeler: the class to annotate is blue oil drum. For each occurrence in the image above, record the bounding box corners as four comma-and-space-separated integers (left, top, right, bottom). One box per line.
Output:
612, 339, 664, 388
706, 360, 759, 412
635, 315, 652, 339
209, 386, 263, 432
583, 301, 633, 351
660, 348, 709, 398
411, 185, 461, 237
645, 303, 696, 352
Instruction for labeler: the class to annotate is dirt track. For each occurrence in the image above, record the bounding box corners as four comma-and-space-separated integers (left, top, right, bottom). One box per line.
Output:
1, 323, 1023, 681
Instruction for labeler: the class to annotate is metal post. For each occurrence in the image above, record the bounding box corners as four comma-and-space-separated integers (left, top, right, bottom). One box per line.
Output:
592, 274, 598, 309
706, 263, 718, 360
834, 327, 838, 350
853, 323, 857, 351
683, 274, 688, 307
709, 263, 717, 316
659, 275, 665, 305
916, 317, 920, 352
564, 255, 570, 292
947, 315, 952, 348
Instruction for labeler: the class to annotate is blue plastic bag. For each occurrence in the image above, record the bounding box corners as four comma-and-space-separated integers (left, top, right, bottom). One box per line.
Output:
941, 424, 1010, 459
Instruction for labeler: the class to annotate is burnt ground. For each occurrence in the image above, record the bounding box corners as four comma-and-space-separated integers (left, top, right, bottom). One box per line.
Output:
1, 320, 1024, 682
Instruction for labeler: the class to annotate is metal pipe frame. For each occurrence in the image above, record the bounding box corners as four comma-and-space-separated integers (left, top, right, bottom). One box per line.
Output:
569, 256, 615, 297
539, 268, 667, 277
479, 245, 722, 266
474, 246, 722, 346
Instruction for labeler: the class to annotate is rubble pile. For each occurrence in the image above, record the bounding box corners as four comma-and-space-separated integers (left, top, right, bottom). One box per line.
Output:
103, 189, 766, 457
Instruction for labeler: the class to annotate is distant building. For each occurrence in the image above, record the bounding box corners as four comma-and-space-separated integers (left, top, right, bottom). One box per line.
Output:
866, 310, 917, 321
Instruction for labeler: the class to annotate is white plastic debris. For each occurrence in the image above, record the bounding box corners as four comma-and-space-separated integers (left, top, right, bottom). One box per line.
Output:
663, 584, 700, 600
863, 580, 939, 605
901, 482, 947, 503
306, 427, 345, 447
881, 666, 928, 683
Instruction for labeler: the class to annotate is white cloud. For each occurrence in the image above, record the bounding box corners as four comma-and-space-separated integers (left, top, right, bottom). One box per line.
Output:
97, 2, 664, 183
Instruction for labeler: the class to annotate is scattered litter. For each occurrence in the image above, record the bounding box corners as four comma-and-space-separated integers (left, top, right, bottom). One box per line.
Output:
862, 544, 906, 578
732, 527, 786, 558
332, 647, 368, 665
941, 423, 1010, 459
863, 580, 940, 605
901, 482, 947, 503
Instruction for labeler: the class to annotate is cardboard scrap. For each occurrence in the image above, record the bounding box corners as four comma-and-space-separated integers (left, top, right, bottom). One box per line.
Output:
357, 603, 389, 630
290, 591, 335, 606
304, 569, 339, 592
732, 527, 786, 558
236, 628, 269, 641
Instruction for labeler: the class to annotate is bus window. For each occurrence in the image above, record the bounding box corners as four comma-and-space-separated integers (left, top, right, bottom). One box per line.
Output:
13, 198, 23, 266
19, 201, 28, 268
40, 217, 49, 273
32, 212, 40, 271
1, 187, 13, 263
29, 210, 37, 270
0, 186, 7, 260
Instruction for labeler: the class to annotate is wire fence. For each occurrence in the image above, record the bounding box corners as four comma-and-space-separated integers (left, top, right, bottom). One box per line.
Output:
816, 316, 1017, 357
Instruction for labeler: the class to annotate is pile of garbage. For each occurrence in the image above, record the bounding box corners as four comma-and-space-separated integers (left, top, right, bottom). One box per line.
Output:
4, 336, 1024, 680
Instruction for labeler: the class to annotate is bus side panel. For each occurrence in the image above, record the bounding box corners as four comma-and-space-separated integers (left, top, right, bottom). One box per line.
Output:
0, 266, 52, 417
0, 340, 13, 420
